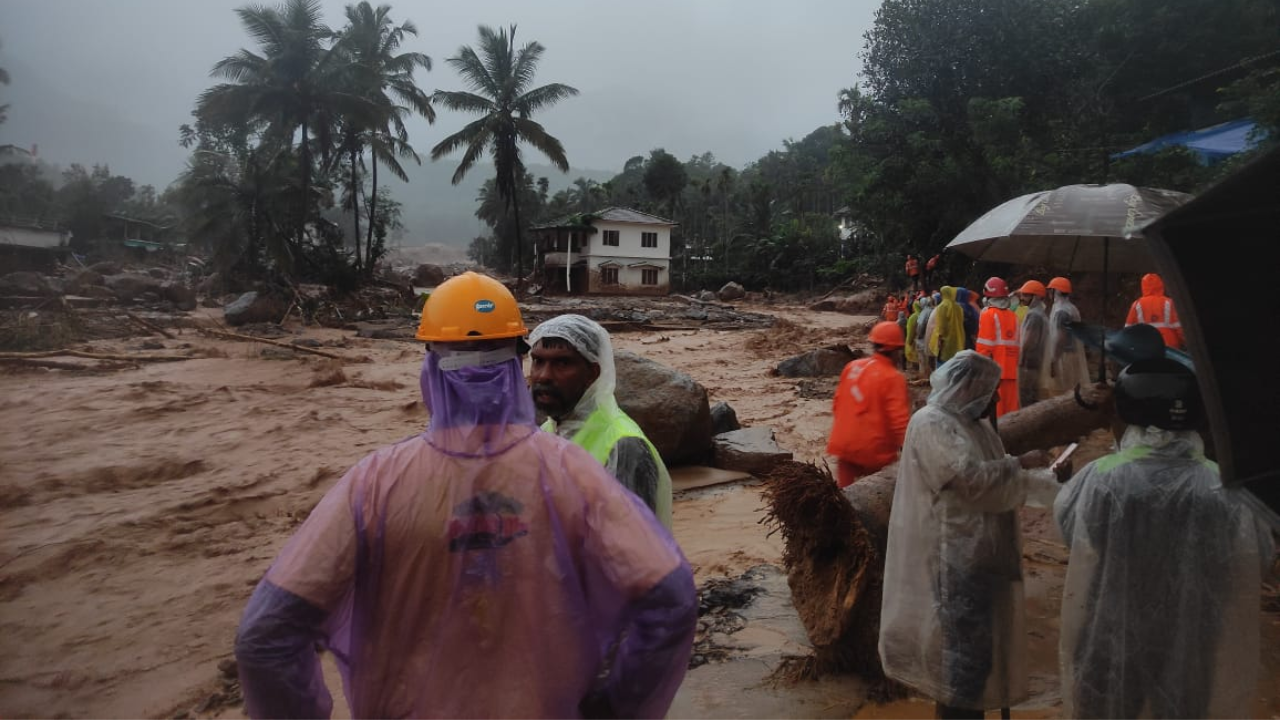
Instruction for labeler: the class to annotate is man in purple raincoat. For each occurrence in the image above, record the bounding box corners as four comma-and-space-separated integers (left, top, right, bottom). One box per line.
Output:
233, 272, 697, 719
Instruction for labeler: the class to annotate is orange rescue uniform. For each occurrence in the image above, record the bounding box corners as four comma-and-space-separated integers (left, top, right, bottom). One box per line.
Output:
905, 256, 920, 278
1126, 273, 1185, 349
976, 305, 1021, 417
827, 352, 911, 488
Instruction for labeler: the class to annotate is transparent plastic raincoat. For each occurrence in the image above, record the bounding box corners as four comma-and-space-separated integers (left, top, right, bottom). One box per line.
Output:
1054, 426, 1274, 719
1017, 297, 1049, 407
914, 296, 935, 377
1044, 293, 1090, 395
929, 286, 967, 364
234, 342, 697, 719
531, 315, 673, 529
879, 351, 1059, 711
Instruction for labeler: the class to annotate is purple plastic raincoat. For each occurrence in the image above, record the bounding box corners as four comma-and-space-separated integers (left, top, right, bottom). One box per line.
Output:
235, 343, 697, 718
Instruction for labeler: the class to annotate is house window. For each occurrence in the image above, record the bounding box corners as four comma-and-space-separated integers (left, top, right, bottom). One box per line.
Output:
601, 266, 619, 285
641, 232, 658, 248
603, 230, 620, 246
641, 268, 659, 285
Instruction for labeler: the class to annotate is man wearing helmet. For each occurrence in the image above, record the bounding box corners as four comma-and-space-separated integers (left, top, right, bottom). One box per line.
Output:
233, 273, 696, 719
529, 314, 673, 528
1054, 359, 1273, 718
1015, 280, 1049, 408
975, 277, 1020, 418
1044, 276, 1090, 395
1125, 272, 1185, 350
879, 351, 1067, 718
826, 321, 912, 488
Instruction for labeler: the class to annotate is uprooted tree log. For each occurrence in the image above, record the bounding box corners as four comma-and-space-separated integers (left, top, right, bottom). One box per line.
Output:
195, 327, 345, 360
761, 384, 1114, 694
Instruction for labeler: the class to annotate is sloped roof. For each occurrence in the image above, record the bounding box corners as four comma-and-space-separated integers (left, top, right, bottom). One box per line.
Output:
593, 207, 676, 225
533, 206, 676, 230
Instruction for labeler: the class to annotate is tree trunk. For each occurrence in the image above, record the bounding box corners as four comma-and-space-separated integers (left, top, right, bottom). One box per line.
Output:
762, 384, 1114, 685
299, 119, 310, 255
512, 192, 525, 298
350, 143, 362, 272
365, 156, 379, 278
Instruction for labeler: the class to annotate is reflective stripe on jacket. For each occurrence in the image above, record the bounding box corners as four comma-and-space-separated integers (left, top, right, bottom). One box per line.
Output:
976, 307, 1020, 379
826, 352, 911, 472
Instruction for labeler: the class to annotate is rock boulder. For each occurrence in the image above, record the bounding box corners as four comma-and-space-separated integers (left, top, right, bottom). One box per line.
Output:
413, 264, 446, 287
162, 282, 198, 311
224, 291, 287, 326
712, 427, 793, 476
717, 281, 745, 302
104, 273, 163, 303
773, 345, 862, 378
710, 401, 741, 435
0, 271, 52, 296
614, 350, 713, 466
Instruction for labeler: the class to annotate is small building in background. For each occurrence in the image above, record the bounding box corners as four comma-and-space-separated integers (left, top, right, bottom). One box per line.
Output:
532, 207, 675, 295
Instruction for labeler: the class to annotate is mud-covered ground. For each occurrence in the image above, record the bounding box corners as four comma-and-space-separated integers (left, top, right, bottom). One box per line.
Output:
0, 302, 1276, 719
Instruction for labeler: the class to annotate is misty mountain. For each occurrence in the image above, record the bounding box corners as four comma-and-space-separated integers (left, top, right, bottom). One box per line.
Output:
381, 160, 615, 247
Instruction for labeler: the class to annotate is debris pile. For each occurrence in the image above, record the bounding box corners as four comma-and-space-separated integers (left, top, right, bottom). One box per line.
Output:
692, 567, 768, 668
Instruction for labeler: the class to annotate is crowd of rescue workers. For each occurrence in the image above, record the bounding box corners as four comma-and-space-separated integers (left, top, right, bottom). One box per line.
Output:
228, 268, 1274, 719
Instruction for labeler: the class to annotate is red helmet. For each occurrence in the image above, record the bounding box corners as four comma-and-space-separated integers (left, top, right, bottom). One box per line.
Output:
869, 321, 905, 349
983, 276, 1010, 298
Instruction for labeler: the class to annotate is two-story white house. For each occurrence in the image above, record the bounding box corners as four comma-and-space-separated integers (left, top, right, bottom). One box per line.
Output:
532, 207, 676, 295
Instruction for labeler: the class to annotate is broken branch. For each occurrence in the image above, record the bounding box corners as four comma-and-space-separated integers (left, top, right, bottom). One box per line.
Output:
125, 312, 176, 340
195, 327, 344, 360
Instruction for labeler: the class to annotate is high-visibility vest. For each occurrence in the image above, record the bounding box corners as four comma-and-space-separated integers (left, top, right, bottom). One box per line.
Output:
905, 257, 920, 276
1128, 296, 1184, 349
542, 404, 672, 529
976, 307, 1020, 379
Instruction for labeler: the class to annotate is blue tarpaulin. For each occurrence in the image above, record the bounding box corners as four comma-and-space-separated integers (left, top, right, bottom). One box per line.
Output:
1111, 119, 1265, 164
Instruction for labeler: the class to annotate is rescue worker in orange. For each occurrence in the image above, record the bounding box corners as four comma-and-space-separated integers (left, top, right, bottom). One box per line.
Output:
925, 253, 941, 289
906, 254, 922, 292
827, 321, 912, 488
1125, 273, 1185, 350
883, 294, 902, 322
975, 277, 1021, 418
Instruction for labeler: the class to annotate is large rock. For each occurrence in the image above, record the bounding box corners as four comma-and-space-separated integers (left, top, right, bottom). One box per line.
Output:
104, 273, 163, 302
413, 264, 446, 287
77, 285, 116, 300
717, 281, 745, 302
197, 272, 223, 295
89, 261, 122, 275
162, 282, 198, 311
811, 289, 882, 316
713, 427, 793, 475
0, 271, 52, 296
224, 291, 287, 326
67, 269, 104, 294
695, 290, 717, 302
773, 345, 862, 378
614, 350, 714, 466
710, 401, 741, 435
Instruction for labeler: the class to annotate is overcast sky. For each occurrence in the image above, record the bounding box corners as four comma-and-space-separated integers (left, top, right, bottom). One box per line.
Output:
0, 0, 877, 188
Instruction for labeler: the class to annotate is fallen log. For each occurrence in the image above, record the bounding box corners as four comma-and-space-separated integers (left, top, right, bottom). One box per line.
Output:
196, 327, 344, 360
125, 312, 177, 340
761, 386, 1113, 692
0, 349, 195, 362
0, 357, 131, 371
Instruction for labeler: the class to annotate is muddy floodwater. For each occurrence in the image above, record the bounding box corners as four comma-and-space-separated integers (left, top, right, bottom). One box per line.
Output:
1, 302, 1276, 718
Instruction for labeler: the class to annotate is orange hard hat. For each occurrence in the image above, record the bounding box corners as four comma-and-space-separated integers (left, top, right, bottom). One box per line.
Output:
983, 277, 1010, 298
415, 271, 528, 342
1017, 280, 1047, 297
869, 321, 905, 349
1048, 277, 1073, 294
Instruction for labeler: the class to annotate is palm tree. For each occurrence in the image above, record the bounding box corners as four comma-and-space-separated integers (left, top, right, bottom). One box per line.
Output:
197, 0, 363, 259
337, 1, 435, 275
431, 24, 578, 294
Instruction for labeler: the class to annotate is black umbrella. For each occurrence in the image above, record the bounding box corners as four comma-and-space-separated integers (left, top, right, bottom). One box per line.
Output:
1141, 147, 1280, 527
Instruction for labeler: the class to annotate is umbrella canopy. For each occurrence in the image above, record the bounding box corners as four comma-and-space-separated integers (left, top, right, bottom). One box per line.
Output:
946, 184, 1193, 273
1141, 147, 1280, 526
